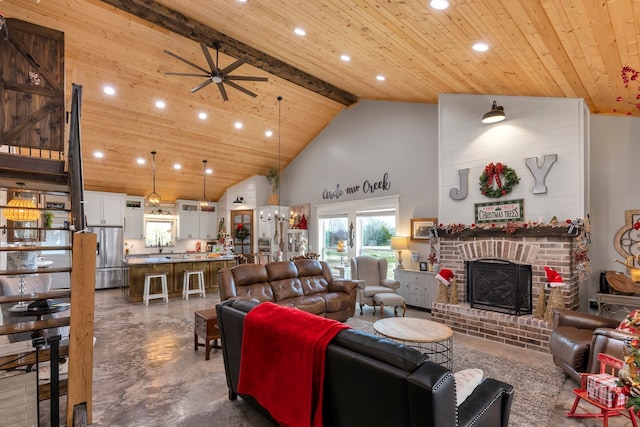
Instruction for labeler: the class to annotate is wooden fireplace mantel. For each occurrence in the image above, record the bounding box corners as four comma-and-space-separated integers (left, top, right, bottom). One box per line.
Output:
435, 226, 580, 240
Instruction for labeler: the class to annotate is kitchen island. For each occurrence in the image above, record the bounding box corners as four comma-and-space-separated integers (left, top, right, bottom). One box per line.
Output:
123, 255, 235, 303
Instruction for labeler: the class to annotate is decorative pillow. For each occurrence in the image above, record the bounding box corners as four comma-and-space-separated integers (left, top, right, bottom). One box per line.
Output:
454, 368, 484, 406
617, 309, 640, 334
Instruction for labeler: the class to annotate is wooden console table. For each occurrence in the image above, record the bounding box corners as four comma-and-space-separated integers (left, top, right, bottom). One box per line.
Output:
597, 293, 640, 320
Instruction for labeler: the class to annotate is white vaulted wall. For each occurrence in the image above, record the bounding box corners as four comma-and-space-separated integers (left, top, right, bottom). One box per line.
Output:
247, 97, 638, 311
438, 94, 588, 224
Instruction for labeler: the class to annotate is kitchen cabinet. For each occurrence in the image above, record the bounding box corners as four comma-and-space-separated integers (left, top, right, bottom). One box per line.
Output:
124, 196, 145, 239
394, 269, 438, 310
177, 199, 218, 239
125, 258, 233, 302
199, 209, 218, 240
177, 200, 199, 239
85, 191, 125, 226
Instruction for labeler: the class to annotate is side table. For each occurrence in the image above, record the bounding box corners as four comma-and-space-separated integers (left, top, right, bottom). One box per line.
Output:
597, 293, 640, 320
373, 317, 453, 369
194, 308, 221, 360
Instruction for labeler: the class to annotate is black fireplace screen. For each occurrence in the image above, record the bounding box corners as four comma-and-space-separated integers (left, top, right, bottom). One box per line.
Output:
466, 259, 532, 315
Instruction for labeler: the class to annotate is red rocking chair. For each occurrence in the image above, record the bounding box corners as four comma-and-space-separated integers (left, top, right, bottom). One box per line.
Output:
567, 353, 638, 427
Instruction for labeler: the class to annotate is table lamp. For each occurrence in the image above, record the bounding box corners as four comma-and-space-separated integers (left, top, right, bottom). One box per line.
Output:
391, 236, 408, 269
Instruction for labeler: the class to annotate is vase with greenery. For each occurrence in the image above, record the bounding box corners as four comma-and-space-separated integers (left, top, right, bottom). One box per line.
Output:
266, 167, 280, 205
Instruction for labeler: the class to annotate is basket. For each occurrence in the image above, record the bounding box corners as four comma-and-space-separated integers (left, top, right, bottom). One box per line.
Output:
605, 271, 640, 295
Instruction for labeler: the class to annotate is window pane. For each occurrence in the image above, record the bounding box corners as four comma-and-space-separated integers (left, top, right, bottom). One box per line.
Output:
358, 214, 396, 276
319, 217, 348, 268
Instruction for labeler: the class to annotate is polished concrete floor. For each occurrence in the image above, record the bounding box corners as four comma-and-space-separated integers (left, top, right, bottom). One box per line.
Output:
81, 289, 630, 427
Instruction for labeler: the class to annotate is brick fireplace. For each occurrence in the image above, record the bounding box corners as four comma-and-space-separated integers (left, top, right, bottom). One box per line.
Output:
431, 227, 580, 353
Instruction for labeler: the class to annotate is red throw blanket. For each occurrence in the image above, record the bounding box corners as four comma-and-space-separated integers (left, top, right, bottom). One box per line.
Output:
238, 302, 350, 427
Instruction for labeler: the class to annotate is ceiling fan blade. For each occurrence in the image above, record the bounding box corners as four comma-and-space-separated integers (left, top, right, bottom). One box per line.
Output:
224, 80, 258, 98
191, 79, 214, 93
200, 42, 217, 73
225, 75, 269, 82
220, 56, 249, 76
165, 72, 210, 77
217, 82, 229, 101
164, 49, 211, 75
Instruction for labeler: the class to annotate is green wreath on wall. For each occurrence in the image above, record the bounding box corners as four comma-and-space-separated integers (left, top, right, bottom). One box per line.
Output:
479, 162, 520, 198
235, 224, 249, 241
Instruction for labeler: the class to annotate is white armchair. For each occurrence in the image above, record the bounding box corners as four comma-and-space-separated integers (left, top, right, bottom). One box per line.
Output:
350, 255, 400, 315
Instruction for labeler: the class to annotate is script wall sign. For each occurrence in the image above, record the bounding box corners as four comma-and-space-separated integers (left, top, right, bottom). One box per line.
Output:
322, 172, 391, 200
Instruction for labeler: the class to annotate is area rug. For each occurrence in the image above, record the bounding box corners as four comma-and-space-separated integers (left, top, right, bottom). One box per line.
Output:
345, 318, 564, 427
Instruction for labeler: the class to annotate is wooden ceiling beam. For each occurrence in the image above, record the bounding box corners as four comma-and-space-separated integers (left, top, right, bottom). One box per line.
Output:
98, 0, 358, 106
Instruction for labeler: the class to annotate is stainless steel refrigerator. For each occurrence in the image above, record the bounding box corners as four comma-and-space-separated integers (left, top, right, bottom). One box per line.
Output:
93, 226, 126, 289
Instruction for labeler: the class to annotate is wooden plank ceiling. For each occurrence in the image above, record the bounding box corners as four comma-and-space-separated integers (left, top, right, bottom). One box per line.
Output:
1, 0, 638, 202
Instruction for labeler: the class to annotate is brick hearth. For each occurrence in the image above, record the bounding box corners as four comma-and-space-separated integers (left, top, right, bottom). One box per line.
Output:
431, 228, 580, 353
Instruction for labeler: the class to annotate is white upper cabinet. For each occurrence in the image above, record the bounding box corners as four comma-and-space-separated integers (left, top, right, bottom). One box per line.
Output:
85, 191, 125, 226
177, 200, 218, 239
124, 196, 145, 239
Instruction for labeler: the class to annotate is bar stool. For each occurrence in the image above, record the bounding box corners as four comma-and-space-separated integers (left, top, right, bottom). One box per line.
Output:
143, 272, 169, 305
183, 270, 205, 300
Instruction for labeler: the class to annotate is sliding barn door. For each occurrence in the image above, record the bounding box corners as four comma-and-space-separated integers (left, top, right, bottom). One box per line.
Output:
1, 19, 65, 154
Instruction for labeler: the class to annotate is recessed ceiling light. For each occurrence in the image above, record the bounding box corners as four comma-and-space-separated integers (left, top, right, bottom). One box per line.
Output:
376, 75, 386, 81
430, 0, 449, 10
472, 42, 489, 52
294, 28, 306, 36
155, 100, 166, 109
94, 151, 104, 158
173, 163, 181, 170
340, 54, 351, 62
206, 168, 213, 174
136, 158, 146, 165
234, 122, 243, 129
198, 112, 207, 120
265, 130, 273, 137
237, 0, 247, 3
103, 86, 115, 96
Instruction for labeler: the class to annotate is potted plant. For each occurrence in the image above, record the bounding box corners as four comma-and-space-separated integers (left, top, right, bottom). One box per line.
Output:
42, 211, 54, 228
266, 167, 280, 205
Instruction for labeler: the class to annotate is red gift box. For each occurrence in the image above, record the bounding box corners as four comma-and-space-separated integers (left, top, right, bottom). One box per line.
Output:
586, 373, 628, 408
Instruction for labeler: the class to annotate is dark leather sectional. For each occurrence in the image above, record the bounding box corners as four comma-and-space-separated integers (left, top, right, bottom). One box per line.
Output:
216, 299, 514, 427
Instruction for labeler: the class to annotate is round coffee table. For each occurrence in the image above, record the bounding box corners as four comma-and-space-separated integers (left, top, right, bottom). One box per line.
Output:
373, 317, 453, 369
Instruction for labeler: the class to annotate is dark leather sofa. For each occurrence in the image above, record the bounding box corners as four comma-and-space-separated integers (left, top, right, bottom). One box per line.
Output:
216, 299, 514, 427
218, 259, 358, 321
549, 308, 629, 383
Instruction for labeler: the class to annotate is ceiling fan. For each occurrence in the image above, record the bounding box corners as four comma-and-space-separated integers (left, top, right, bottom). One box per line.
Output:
164, 42, 268, 101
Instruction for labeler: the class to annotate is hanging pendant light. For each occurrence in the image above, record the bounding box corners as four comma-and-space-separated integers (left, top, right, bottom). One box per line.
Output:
260, 96, 287, 223
146, 151, 161, 207
3, 182, 40, 222
199, 160, 211, 209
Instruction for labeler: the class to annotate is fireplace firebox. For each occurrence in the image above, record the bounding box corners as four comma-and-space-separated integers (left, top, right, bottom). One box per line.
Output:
466, 259, 532, 315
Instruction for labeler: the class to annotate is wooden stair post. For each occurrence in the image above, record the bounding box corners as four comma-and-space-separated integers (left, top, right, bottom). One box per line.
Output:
66, 232, 96, 426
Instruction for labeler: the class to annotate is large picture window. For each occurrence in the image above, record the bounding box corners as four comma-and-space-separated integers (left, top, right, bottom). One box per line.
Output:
316, 196, 399, 277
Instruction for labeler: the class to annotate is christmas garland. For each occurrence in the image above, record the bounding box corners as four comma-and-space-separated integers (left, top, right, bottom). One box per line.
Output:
479, 162, 520, 198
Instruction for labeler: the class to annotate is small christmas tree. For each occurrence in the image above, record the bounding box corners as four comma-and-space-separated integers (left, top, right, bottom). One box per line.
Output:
534, 283, 547, 320
449, 278, 458, 304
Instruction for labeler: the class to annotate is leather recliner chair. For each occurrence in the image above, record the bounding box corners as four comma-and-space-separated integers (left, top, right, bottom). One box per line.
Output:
549, 308, 629, 384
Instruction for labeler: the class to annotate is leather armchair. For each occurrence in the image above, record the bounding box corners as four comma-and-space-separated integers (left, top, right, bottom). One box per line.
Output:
350, 255, 400, 315
549, 308, 627, 384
